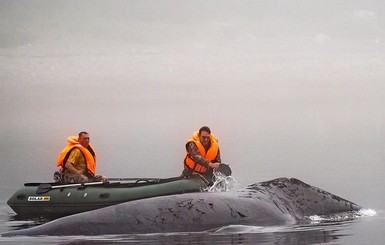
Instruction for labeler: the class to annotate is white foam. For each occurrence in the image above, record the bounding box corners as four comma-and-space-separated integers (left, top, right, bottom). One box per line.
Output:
358, 208, 377, 217
206, 173, 240, 192
307, 209, 377, 224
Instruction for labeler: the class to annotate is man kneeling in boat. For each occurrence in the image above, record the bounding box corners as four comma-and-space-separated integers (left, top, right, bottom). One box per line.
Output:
54, 131, 107, 183
182, 126, 221, 180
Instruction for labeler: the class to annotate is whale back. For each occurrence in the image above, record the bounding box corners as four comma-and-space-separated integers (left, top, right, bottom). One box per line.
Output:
246, 178, 361, 217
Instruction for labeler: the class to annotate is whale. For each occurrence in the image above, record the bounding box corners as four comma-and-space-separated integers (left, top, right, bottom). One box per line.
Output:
1, 177, 362, 236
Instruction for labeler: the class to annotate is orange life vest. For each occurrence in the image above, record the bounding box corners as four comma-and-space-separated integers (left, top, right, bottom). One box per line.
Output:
184, 131, 219, 174
56, 136, 96, 176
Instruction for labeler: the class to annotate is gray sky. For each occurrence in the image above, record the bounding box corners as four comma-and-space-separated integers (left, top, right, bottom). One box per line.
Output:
1, 1, 384, 50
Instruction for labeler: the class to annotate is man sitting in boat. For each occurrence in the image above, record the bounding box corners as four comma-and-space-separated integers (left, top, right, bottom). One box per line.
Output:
182, 126, 221, 180
54, 131, 107, 183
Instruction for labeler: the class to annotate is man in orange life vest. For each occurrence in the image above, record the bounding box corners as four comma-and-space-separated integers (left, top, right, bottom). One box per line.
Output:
55, 131, 106, 183
182, 126, 221, 178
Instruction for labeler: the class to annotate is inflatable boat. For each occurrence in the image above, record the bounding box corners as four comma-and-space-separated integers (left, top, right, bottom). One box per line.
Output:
7, 175, 209, 218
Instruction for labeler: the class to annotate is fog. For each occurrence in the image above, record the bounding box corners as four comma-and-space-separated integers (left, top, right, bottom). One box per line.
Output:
1, 1, 385, 208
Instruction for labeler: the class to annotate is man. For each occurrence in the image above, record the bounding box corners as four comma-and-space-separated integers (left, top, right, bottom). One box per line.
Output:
55, 131, 106, 183
182, 126, 221, 178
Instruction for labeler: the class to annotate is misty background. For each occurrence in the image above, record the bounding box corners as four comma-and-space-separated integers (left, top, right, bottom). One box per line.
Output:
1, 0, 385, 210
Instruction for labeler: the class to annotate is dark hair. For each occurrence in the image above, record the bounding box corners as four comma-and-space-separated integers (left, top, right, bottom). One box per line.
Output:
198, 126, 211, 135
78, 131, 89, 138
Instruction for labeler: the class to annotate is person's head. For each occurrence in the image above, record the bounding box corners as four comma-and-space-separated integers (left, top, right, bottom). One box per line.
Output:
198, 126, 211, 147
78, 131, 90, 148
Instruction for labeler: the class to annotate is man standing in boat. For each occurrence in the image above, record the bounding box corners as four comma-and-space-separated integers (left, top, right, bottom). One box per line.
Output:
54, 131, 106, 183
182, 126, 221, 179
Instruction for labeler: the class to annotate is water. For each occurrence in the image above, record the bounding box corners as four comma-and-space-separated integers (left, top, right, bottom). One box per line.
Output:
1, 0, 385, 243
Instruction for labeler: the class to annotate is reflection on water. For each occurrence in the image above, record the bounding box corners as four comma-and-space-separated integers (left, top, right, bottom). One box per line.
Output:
6, 215, 49, 231
0, 224, 349, 245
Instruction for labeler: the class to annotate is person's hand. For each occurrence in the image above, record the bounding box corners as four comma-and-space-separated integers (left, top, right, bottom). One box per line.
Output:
209, 162, 220, 169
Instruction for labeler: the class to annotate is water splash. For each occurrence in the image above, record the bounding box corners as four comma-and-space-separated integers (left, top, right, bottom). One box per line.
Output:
358, 209, 377, 217
206, 172, 240, 192
307, 208, 377, 224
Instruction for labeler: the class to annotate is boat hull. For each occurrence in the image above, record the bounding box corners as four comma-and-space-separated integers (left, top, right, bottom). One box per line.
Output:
7, 176, 208, 218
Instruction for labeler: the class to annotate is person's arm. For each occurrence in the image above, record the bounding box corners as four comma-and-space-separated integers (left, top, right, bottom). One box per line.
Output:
187, 142, 220, 169
65, 161, 83, 175
186, 142, 210, 168
65, 149, 84, 175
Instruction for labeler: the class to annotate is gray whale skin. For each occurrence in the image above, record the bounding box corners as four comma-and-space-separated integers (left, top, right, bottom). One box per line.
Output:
1, 177, 361, 236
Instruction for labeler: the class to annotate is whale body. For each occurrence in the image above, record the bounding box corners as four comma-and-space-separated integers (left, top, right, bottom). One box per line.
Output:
1, 178, 361, 236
